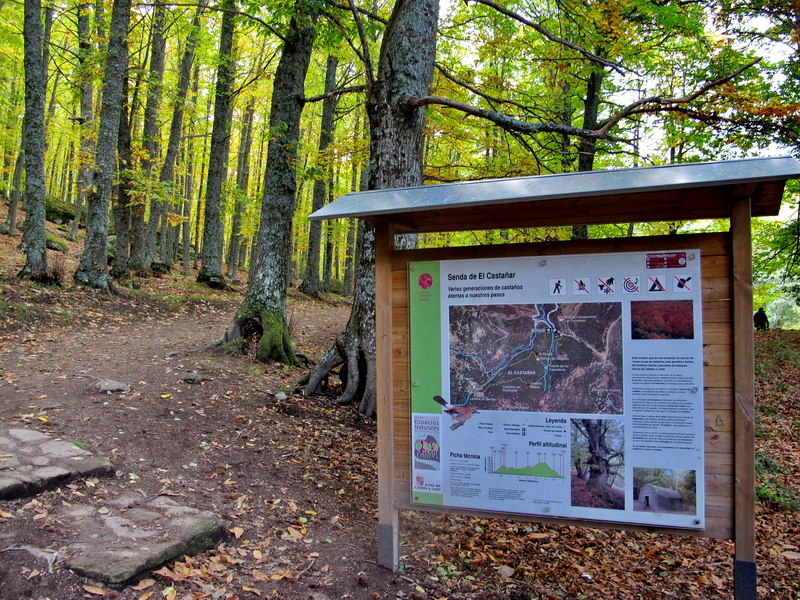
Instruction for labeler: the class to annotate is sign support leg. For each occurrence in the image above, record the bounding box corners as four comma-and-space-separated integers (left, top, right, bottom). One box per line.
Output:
731, 190, 757, 600
376, 222, 400, 571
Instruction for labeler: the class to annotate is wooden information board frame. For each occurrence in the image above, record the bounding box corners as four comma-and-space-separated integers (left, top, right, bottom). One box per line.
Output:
310, 157, 800, 600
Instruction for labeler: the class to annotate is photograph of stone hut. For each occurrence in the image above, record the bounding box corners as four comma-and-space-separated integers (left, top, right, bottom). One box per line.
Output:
638, 484, 684, 512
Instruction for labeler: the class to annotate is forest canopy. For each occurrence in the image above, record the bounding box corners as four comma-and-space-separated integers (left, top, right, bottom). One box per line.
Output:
3, 0, 800, 411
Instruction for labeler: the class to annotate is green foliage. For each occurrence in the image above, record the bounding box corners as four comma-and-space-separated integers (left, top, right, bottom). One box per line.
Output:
755, 451, 799, 511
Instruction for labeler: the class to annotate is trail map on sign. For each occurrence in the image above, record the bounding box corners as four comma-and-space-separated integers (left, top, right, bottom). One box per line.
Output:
449, 303, 623, 414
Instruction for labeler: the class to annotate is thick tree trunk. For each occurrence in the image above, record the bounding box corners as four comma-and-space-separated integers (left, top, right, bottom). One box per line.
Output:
19, 0, 48, 280
299, 55, 338, 299
197, 0, 236, 287
301, 219, 376, 411
577, 419, 620, 492
300, 0, 438, 417
74, 0, 130, 293
224, 2, 316, 362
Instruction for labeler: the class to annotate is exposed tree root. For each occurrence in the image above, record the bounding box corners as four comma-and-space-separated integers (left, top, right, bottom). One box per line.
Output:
223, 306, 298, 365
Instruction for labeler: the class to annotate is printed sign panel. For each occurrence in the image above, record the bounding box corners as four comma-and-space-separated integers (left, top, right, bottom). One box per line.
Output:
408, 250, 705, 530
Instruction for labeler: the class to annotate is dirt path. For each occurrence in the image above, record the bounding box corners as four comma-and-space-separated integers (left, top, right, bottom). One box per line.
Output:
0, 288, 415, 600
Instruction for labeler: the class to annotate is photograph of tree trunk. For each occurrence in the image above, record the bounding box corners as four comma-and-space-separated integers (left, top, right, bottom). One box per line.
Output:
571, 418, 625, 510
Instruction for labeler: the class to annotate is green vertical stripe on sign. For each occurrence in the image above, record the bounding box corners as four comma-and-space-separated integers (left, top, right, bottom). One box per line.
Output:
409, 261, 442, 414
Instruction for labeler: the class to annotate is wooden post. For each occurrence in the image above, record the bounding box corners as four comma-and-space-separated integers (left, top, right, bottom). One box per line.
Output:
730, 190, 756, 600
376, 222, 399, 571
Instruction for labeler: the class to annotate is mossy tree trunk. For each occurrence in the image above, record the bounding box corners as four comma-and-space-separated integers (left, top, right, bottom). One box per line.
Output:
20, 0, 48, 280
74, 0, 130, 294
224, 1, 316, 363
300, 0, 438, 417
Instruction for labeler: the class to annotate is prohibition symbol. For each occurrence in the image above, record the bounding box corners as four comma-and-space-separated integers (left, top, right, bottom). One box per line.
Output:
597, 277, 615, 294
622, 276, 641, 294
573, 278, 591, 295
648, 276, 666, 293
674, 275, 693, 293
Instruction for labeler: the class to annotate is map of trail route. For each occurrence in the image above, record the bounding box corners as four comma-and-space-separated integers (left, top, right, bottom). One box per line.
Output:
449, 302, 623, 414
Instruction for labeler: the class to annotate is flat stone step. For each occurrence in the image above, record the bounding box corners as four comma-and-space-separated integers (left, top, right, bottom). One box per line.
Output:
63, 493, 226, 583
0, 428, 226, 583
0, 427, 115, 500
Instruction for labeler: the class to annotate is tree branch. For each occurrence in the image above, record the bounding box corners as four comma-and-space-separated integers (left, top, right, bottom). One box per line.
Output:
323, 0, 388, 25
435, 63, 539, 116
596, 59, 762, 135
305, 84, 368, 103
318, 8, 371, 74
408, 95, 627, 141
466, 0, 629, 74
347, 0, 374, 86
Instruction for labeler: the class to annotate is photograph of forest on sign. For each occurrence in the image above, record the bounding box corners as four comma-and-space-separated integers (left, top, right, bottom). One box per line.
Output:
570, 419, 625, 510
630, 300, 695, 340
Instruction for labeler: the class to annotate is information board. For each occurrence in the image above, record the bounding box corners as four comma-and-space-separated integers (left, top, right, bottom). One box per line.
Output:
409, 250, 705, 530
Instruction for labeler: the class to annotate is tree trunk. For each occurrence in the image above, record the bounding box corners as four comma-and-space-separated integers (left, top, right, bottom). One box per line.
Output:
227, 97, 255, 284
141, 1, 167, 268
197, 0, 236, 288
323, 216, 334, 291
223, 1, 316, 362
157, 0, 205, 272
69, 3, 95, 240
73, 0, 130, 293
111, 71, 132, 278
6, 150, 23, 236
300, 0, 438, 416
343, 217, 356, 295
571, 65, 605, 241
579, 419, 612, 489
182, 64, 201, 276
182, 144, 195, 276
299, 55, 338, 299
19, 0, 48, 280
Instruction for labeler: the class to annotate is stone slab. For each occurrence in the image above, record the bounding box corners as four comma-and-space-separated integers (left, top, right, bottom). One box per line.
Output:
0, 427, 115, 500
63, 495, 226, 583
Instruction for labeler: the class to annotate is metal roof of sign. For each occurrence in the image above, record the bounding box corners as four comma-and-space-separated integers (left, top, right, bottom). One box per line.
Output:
309, 156, 800, 233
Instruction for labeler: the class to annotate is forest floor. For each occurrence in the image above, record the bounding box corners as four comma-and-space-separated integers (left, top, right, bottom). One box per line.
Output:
0, 215, 799, 600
